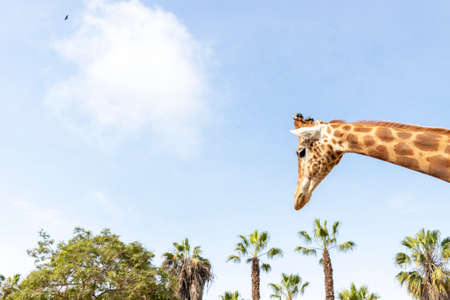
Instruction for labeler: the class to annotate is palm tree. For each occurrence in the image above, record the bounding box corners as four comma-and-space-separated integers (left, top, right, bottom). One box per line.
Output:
295, 219, 355, 300
221, 291, 245, 300
162, 238, 213, 300
395, 229, 449, 300
269, 273, 309, 300
227, 230, 283, 300
338, 283, 379, 300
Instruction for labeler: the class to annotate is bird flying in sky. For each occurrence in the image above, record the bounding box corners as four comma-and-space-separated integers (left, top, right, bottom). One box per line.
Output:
64, 15, 69, 21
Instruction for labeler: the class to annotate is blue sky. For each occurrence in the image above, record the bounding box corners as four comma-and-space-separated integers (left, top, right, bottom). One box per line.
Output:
0, 0, 449, 299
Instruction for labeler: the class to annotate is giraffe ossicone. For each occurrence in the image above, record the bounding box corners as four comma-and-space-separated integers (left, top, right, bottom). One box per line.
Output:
291, 113, 450, 211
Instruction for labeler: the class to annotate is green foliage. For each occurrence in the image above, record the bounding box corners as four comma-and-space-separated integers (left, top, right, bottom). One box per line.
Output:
5, 227, 173, 299
395, 229, 449, 300
268, 273, 309, 300
294, 219, 355, 263
162, 238, 212, 300
338, 283, 379, 300
226, 230, 283, 272
220, 290, 245, 300
0, 274, 21, 300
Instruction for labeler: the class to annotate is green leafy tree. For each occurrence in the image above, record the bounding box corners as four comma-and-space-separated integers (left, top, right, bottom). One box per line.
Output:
0, 274, 21, 300
395, 229, 449, 300
268, 273, 309, 300
338, 283, 379, 300
295, 219, 355, 300
220, 291, 245, 300
8, 227, 173, 299
162, 238, 213, 300
227, 230, 283, 300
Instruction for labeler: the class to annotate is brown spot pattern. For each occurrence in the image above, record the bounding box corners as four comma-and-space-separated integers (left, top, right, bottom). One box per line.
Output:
333, 130, 344, 137
446, 145, 450, 154
368, 145, 389, 161
376, 127, 395, 142
352, 121, 449, 135
394, 143, 414, 156
331, 139, 337, 144
346, 134, 361, 150
396, 156, 420, 170
397, 132, 411, 139
331, 124, 341, 129
354, 127, 372, 132
413, 133, 440, 151
327, 127, 331, 134
343, 125, 351, 131
363, 135, 376, 147
426, 155, 450, 180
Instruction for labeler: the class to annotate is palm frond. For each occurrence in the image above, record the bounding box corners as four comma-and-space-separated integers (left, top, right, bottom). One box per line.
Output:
221, 291, 242, 300
395, 229, 449, 300
294, 246, 317, 256
441, 237, 450, 259
314, 219, 324, 238
226, 255, 241, 263
261, 263, 272, 273
327, 237, 337, 246
401, 236, 417, 249
339, 283, 379, 300
260, 231, 269, 244
193, 245, 202, 257
395, 252, 411, 266
268, 283, 282, 293
267, 247, 283, 259
332, 221, 340, 237
173, 242, 184, 252
235, 242, 248, 256
249, 230, 258, 245
300, 281, 309, 294
298, 231, 312, 243
338, 241, 355, 252
239, 234, 249, 248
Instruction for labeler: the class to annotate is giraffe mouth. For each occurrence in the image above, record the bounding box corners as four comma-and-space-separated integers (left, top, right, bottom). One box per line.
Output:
294, 193, 311, 210
294, 177, 313, 210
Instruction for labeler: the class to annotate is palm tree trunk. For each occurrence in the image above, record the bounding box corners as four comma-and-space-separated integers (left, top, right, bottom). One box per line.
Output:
322, 248, 335, 300
189, 280, 203, 300
251, 257, 260, 300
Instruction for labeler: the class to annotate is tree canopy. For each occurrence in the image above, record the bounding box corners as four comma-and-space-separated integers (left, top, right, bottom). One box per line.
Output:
268, 273, 309, 300
4, 228, 174, 299
338, 283, 379, 300
162, 238, 213, 300
395, 229, 449, 300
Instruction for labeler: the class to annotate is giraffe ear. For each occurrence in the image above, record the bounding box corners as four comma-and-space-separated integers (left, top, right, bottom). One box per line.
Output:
290, 126, 322, 140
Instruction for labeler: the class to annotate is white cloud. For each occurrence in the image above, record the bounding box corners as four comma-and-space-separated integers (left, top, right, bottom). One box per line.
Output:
45, 0, 211, 155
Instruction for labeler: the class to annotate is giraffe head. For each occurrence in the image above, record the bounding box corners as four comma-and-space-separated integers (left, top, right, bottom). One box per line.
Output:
290, 114, 343, 210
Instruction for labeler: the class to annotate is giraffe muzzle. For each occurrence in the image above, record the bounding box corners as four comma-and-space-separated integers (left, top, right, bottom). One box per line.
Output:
294, 192, 312, 210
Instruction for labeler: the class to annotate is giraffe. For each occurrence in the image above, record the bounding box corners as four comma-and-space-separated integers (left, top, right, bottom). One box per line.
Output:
290, 113, 450, 210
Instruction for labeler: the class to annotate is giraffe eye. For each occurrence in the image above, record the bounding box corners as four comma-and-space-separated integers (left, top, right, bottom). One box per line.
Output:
297, 148, 306, 158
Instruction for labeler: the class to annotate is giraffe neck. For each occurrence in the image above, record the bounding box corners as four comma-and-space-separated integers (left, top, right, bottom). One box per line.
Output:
324, 121, 450, 182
